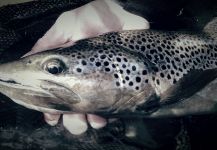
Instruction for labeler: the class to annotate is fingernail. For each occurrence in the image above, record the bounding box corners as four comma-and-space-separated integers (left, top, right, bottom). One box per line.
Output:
63, 114, 88, 135
44, 113, 60, 126
87, 114, 107, 129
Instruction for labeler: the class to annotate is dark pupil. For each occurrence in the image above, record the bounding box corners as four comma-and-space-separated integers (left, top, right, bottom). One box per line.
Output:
48, 65, 62, 74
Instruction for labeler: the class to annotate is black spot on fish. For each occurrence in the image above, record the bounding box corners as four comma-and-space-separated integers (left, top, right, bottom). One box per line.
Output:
137, 40, 142, 45
105, 68, 110, 72
171, 70, 175, 75
148, 39, 152, 43
167, 74, 171, 80
156, 79, 160, 85
135, 45, 140, 50
81, 60, 87, 65
122, 64, 126, 68
118, 53, 123, 56
76, 68, 82, 73
136, 77, 141, 82
132, 66, 136, 71
96, 62, 101, 67
161, 65, 167, 70
180, 54, 185, 58
109, 54, 113, 58
142, 38, 146, 42
150, 49, 157, 54
159, 54, 164, 60
173, 79, 177, 84
123, 58, 128, 62
129, 81, 133, 86
104, 61, 109, 66
129, 45, 134, 49
126, 69, 131, 74
142, 70, 147, 75
160, 73, 165, 78
141, 46, 146, 52
146, 54, 152, 60
90, 57, 95, 62
116, 57, 121, 62
114, 74, 119, 78
112, 64, 116, 68
100, 55, 106, 59
116, 82, 120, 87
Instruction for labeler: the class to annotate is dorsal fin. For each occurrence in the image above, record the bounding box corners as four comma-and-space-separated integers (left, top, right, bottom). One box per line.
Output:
203, 17, 217, 40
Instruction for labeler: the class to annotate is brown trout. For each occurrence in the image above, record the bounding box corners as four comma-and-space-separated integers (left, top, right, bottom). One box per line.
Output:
0, 18, 216, 117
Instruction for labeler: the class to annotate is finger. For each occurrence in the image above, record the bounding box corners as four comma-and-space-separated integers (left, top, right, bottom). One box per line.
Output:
122, 12, 150, 30
103, 0, 150, 30
43, 113, 60, 126
63, 113, 88, 135
25, 24, 74, 56
87, 114, 107, 129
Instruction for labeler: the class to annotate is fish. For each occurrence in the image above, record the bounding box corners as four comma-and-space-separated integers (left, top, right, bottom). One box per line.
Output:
0, 17, 216, 117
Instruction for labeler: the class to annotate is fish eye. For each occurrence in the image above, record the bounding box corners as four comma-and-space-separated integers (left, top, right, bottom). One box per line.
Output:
43, 59, 65, 75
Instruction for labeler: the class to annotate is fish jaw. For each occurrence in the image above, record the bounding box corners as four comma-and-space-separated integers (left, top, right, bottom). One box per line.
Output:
0, 59, 78, 114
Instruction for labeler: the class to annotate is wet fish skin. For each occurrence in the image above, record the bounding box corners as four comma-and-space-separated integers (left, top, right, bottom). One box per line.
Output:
0, 18, 216, 116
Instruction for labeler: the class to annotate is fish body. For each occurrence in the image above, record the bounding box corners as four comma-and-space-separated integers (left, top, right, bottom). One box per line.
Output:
0, 18, 217, 117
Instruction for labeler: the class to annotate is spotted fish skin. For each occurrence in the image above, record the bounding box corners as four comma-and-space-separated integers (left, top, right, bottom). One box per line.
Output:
59, 28, 217, 114
0, 19, 216, 115
93, 29, 217, 93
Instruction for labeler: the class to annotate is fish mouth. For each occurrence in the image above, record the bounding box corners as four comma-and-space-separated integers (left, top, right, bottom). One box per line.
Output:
0, 78, 75, 114
0, 79, 20, 85
0, 77, 31, 91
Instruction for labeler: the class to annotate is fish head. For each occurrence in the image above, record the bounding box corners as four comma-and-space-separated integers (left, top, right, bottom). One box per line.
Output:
0, 42, 156, 114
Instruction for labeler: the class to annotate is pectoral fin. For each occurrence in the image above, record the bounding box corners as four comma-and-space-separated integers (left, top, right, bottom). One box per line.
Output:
160, 69, 217, 105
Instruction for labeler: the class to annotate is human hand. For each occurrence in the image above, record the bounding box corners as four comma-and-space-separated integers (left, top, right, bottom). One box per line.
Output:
24, 0, 149, 135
